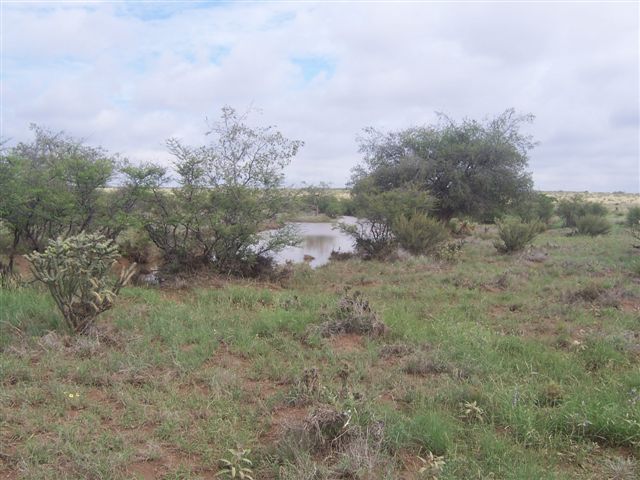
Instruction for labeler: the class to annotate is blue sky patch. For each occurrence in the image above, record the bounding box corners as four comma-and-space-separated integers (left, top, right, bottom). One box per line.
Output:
291, 56, 336, 84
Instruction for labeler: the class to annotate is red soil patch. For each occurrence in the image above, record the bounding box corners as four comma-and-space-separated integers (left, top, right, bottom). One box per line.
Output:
261, 405, 309, 442
621, 298, 640, 313
207, 344, 250, 370
328, 334, 365, 354
127, 448, 216, 479
244, 379, 281, 402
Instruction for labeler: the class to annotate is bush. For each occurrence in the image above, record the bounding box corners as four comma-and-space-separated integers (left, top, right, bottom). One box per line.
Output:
493, 216, 542, 253
338, 221, 396, 260
392, 213, 449, 255
26, 233, 135, 333
556, 196, 608, 228
142, 107, 302, 275
434, 240, 465, 262
626, 206, 640, 227
574, 214, 611, 236
342, 185, 436, 260
118, 229, 155, 264
447, 217, 476, 237
513, 192, 556, 225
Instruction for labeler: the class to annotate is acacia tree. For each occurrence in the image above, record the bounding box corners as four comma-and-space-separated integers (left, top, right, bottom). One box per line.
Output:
0, 127, 113, 271
143, 106, 303, 274
353, 109, 536, 221
0, 126, 159, 271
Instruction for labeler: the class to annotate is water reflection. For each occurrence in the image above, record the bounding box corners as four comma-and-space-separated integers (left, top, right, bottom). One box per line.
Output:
272, 216, 356, 268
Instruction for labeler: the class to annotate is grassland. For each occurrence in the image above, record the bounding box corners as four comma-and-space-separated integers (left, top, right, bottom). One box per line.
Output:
1, 213, 639, 479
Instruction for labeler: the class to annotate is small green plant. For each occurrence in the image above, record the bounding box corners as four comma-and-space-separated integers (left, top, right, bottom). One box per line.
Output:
217, 448, 254, 479
434, 240, 464, 262
460, 401, 485, 423
493, 216, 541, 253
26, 233, 135, 334
574, 214, 611, 236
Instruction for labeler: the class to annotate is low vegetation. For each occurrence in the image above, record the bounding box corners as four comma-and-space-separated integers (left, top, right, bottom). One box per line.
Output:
26, 233, 135, 333
493, 216, 542, 253
1, 213, 638, 479
1, 107, 638, 478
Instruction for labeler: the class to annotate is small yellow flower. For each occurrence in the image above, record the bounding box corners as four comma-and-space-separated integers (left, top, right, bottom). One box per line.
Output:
68, 393, 74, 398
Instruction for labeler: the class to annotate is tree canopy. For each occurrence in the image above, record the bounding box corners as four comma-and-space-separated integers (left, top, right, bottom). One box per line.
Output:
352, 109, 536, 221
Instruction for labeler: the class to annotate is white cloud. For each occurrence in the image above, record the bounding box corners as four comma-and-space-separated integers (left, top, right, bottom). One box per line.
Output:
1, 1, 638, 192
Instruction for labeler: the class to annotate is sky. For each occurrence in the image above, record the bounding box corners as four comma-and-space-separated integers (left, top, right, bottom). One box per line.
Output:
1, 0, 639, 192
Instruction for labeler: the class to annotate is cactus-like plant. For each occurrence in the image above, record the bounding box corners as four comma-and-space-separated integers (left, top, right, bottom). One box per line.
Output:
26, 233, 135, 333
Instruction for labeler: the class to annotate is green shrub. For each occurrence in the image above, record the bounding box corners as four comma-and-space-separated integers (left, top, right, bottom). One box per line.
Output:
0, 263, 22, 290
626, 206, 640, 227
574, 214, 611, 236
338, 221, 396, 260
447, 217, 476, 237
493, 216, 542, 253
26, 233, 135, 333
118, 229, 155, 264
513, 192, 556, 224
392, 213, 449, 255
556, 195, 608, 227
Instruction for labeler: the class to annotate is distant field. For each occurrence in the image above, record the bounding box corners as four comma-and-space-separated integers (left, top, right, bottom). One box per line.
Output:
544, 191, 640, 211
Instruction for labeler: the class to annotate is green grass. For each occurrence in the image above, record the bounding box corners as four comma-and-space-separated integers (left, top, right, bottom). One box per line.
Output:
1, 223, 639, 479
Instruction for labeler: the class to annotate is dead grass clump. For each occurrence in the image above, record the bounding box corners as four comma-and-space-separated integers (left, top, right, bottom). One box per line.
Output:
329, 250, 355, 261
287, 367, 322, 406
379, 343, 415, 359
565, 284, 625, 308
278, 406, 389, 478
333, 422, 388, 477
523, 248, 549, 263
314, 290, 388, 338
403, 354, 450, 376
304, 405, 353, 452
37, 326, 124, 358
603, 456, 638, 480
38, 331, 69, 351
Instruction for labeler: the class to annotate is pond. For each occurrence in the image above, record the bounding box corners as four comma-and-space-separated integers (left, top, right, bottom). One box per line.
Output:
271, 216, 357, 268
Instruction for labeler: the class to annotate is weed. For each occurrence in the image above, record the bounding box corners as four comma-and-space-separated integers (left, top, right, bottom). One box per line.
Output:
433, 240, 465, 263
287, 367, 322, 406
417, 451, 446, 479
217, 448, 254, 479
603, 457, 638, 480
460, 401, 485, 423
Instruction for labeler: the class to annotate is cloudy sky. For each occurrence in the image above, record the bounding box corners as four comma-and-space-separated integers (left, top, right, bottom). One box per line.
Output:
1, 1, 638, 192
